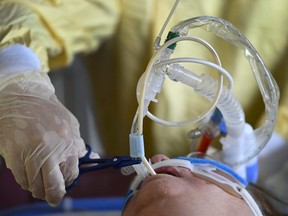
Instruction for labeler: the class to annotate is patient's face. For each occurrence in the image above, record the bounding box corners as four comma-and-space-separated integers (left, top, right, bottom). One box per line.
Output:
122, 155, 253, 216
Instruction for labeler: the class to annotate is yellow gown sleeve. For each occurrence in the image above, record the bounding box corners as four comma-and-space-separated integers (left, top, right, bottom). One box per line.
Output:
0, 0, 120, 72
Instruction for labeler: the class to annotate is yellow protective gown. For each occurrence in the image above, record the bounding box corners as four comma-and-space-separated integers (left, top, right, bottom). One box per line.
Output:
1, 0, 288, 157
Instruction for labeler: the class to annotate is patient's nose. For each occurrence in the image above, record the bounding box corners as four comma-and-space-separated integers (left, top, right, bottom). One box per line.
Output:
150, 154, 170, 164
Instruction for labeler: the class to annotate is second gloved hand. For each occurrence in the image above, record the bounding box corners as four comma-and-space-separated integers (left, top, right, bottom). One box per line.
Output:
0, 45, 91, 206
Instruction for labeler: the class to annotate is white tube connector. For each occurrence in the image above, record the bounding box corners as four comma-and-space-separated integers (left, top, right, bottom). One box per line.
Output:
136, 72, 165, 116
166, 63, 202, 86
129, 133, 156, 177
221, 123, 256, 179
129, 133, 145, 158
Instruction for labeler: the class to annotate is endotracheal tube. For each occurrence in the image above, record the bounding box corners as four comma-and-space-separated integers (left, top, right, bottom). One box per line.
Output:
129, 16, 279, 179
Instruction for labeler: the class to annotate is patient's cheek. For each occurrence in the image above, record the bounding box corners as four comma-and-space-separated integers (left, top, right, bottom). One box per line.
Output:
137, 180, 170, 205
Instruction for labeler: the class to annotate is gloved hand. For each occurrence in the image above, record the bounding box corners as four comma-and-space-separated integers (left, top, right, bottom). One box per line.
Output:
0, 45, 92, 206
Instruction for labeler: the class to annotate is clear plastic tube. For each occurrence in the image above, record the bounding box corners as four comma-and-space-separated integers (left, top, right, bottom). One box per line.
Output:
132, 15, 279, 170
136, 36, 226, 128
145, 59, 234, 127
163, 62, 245, 135
170, 16, 279, 166
194, 74, 245, 136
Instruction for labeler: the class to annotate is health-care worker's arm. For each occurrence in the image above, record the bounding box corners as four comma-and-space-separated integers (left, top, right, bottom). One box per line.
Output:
0, 0, 119, 206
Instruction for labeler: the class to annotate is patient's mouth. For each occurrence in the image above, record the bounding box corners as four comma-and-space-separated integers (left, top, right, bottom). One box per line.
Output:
155, 166, 182, 177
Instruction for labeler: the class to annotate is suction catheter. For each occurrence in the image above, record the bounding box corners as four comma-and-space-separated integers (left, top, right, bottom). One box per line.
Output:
128, 0, 279, 180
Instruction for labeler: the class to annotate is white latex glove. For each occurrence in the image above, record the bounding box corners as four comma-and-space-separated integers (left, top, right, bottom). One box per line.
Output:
0, 45, 93, 206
